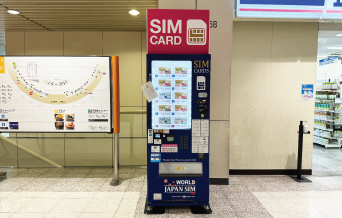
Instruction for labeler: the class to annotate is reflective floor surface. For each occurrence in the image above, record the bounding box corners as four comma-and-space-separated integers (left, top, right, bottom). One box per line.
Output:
313, 144, 342, 176
0, 168, 342, 217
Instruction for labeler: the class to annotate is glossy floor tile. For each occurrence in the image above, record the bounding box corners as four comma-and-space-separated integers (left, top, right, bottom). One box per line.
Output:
254, 191, 342, 218
0, 168, 342, 217
312, 144, 342, 176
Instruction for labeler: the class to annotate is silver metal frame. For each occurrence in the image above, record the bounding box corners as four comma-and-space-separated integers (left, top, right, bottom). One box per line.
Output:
110, 133, 120, 186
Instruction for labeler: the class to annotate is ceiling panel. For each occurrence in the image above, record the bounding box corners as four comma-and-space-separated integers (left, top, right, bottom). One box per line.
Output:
0, 0, 158, 45
318, 30, 342, 57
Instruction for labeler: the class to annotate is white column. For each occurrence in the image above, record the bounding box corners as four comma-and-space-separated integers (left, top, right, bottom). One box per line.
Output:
158, 0, 233, 181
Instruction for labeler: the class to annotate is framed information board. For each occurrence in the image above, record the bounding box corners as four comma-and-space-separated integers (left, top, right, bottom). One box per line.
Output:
0, 56, 113, 133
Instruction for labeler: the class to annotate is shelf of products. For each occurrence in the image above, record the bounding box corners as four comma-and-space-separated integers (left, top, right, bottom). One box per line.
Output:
315, 99, 335, 102
314, 134, 336, 139
314, 109, 334, 112
314, 129, 334, 138
315, 84, 342, 148
315, 102, 334, 111
322, 82, 338, 90
316, 91, 338, 100
314, 127, 334, 132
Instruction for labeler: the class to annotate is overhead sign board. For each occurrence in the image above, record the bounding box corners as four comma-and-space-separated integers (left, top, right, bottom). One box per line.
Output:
237, 0, 342, 19
0, 56, 113, 133
147, 9, 210, 54
319, 56, 339, 66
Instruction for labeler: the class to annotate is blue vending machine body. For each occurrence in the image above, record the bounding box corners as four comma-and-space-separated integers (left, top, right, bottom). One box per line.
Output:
146, 54, 211, 213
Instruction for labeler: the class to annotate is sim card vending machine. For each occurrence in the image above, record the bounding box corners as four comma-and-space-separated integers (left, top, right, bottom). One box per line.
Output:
145, 54, 211, 214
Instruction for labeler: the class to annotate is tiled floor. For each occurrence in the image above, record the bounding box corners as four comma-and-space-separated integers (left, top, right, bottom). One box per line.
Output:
312, 144, 342, 176
0, 168, 342, 217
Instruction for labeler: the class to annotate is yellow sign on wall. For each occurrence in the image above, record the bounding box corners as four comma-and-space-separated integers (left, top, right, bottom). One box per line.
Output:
0, 57, 4, 73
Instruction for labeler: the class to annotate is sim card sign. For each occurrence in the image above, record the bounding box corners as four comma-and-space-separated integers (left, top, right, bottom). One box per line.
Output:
187, 20, 207, 45
147, 9, 209, 54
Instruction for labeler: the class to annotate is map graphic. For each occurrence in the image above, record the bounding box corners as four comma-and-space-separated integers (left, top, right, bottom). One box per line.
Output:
0, 56, 112, 133
7, 60, 105, 105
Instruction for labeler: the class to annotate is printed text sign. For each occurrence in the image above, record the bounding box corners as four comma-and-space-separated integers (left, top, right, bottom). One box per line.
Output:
147, 9, 210, 54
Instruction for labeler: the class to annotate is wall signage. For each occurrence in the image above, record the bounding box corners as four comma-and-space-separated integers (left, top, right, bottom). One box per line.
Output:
147, 9, 210, 54
237, 0, 342, 19
319, 56, 339, 66
301, 84, 314, 102
0, 56, 113, 133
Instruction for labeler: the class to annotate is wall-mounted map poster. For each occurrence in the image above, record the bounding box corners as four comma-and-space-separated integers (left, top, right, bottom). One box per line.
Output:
0, 56, 112, 132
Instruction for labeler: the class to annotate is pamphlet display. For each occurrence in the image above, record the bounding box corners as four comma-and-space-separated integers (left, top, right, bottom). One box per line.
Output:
0, 56, 112, 133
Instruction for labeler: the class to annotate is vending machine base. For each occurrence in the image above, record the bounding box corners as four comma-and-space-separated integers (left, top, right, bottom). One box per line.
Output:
144, 199, 165, 214
144, 199, 212, 215
190, 205, 212, 214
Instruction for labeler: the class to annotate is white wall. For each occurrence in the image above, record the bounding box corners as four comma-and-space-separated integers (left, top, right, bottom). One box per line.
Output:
230, 22, 318, 171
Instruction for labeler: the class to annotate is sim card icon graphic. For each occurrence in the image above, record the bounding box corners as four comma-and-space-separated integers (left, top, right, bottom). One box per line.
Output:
187, 19, 207, 45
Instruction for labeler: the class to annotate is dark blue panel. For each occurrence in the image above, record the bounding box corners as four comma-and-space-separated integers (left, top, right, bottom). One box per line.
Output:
240, 0, 325, 6
146, 54, 211, 207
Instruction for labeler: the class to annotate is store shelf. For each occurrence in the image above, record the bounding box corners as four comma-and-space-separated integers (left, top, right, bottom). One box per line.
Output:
313, 134, 340, 140
314, 118, 332, 121
314, 109, 334, 112
325, 143, 341, 148
314, 128, 334, 132
315, 84, 342, 148
314, 119, 334, 122
314, 142, 340, 148
315, 99, 335, 101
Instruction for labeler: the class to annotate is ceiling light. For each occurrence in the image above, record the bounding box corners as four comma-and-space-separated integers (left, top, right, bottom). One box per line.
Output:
329, 47, 342, 49
7, 10, 20, 15
337, 34, 342, 37
129, 10, 140, 16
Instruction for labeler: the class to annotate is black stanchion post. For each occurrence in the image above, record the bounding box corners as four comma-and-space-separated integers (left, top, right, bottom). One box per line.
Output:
291, 121, 312, 183
297, 121, 304, 180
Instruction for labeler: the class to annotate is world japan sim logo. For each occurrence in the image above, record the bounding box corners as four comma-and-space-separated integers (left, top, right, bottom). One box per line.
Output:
186, 19, 207, 45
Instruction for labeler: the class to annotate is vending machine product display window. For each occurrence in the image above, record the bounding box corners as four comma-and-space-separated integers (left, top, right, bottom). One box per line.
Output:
151, 61, 192, 130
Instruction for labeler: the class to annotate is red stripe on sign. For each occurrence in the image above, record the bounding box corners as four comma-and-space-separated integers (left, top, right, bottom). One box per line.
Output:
326, 10, 342, 13
240, 8, 323, 13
